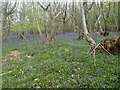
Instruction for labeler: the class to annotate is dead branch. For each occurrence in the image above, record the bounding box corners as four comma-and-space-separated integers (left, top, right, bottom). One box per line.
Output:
53, 11, 62, 19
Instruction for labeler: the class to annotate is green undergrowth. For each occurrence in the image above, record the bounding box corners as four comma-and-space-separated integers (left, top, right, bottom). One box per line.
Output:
2, 35, 119, 88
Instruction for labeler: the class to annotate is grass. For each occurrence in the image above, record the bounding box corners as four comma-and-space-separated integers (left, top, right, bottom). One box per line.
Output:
2, 33, 119, 88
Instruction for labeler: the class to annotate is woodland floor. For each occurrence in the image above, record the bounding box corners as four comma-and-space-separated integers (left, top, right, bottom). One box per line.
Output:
2, 32, 120, 88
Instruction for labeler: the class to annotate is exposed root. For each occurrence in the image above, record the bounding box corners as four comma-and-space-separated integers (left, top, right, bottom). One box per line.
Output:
90, 35, 120, 55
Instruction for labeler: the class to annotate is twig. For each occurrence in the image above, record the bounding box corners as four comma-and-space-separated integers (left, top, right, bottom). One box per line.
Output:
19, 33, 28, 42
93, 49, 96, 66
53, 11, 62, 19
88, 43, 101, 55
87, 47, 92, 54
100, 45, 113, 55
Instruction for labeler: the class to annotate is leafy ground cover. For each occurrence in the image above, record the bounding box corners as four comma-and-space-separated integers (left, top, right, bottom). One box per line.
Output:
2, 32, 119, 88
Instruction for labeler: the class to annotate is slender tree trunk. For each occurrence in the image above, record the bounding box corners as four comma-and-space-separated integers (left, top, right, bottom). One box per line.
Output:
62, 2, 67, 35
49, 2, 61, 44
63, 21, 66, 35
0, 2, 3, 43
118, 1, 120, 31
104, 19, 107, 31
35, 3, 47, 44
49, 19, 56, 43
45, 29, 49, 38
38, 24, 46, 44
2, 15, 8, 41
2, 3, 8, 41
77, 15, 84, 40
0, 2, 2, 86
44, 11, 49, 38
78, 31, 84, 40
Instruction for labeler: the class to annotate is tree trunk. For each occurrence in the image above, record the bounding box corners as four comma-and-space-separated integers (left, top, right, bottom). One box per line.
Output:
118, 1, 120, 31
77, 31, 84, 40
0, 2, 3, 42
45, 29, 49, 38
63, 18, 66, 35
80, 2, 96, 47
2, 14, 8, 41
62, 2, 67, 35
49, 20, 56, 43
37, 20, 46, 44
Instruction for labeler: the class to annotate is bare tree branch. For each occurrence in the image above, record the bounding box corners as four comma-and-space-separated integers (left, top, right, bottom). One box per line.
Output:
88, 2, 95, 11
7, 2, 17, 15
37, 2, 50, 11
53, 11, 61, 19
